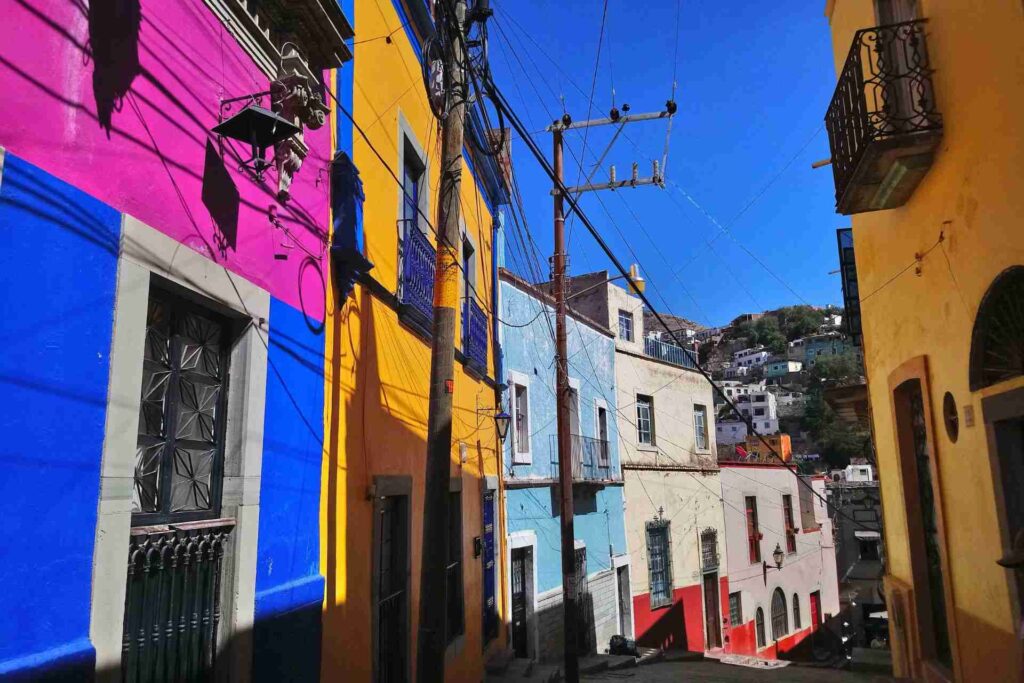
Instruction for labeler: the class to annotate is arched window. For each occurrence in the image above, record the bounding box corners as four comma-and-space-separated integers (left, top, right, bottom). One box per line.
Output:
793, 593, 801, 630
771, 588, 788, 640
755, 607, 766, 648
969, 265, 1024, 390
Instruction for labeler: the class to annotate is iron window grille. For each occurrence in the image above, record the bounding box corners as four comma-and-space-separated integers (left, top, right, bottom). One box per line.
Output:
793, 593, 802, 630
133, 289, 234, 525
824, 19, 942, 209
771, 588, 789, 641
121, 519, 235, 682
462, 296, 488, 375
618, 310, 633, 342
700, 527, 719, 572
755, 607, 766, 648
729, 592, 742, 626
837, 229, 862, 346
645, 520, 673, 609
446, 491, 465, 644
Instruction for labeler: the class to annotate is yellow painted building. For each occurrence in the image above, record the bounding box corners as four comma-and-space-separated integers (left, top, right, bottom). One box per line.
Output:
823, 1, 1024, 681
321, 1, 510, 679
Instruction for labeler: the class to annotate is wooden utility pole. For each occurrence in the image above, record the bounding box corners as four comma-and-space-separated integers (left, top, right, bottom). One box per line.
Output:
418, 1, 467, 680
551, 127, 580, 683
547, 104, 674, 683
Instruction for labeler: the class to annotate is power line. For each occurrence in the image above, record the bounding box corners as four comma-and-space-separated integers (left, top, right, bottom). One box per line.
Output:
477, 69, 875, 533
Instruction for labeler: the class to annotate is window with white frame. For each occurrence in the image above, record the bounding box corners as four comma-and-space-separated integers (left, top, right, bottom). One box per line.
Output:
511, 375, 531, 464
618, 309, 634, 342
693, 404, 708, 451
636, 394, 655, 446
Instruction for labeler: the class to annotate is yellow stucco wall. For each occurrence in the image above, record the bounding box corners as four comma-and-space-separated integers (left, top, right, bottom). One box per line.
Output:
826, 2, 1024, 680
320, 1, 506, 680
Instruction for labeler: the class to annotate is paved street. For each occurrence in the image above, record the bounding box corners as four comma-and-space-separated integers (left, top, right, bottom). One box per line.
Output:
583, 660, 893, 682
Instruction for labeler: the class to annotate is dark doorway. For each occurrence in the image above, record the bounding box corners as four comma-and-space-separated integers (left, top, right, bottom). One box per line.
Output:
617, 565, 632, 637
983, 387, 1024, 622
374, 494, 409, 682
511, 547, 529, 658
703, 572, 722, 649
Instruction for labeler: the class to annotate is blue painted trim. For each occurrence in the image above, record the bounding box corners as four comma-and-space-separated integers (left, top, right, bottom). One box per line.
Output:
254, 574, 326, 618
337, 0, 355, 157
0, 638, 95, 681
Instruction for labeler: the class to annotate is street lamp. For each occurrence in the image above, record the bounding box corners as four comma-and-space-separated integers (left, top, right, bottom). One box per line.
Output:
494, 410, 511, 444
762, 542, 785, 586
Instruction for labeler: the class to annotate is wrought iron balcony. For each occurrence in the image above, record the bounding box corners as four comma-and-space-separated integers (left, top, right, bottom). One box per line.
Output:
549, 434, 620, 485
398, 220, 435, 336
462, 296, 488, 375
644, 336, 698, 369
825, 19, 942, 215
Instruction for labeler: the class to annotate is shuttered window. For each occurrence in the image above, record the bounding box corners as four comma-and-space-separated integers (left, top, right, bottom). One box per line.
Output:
745, 496, 761, 564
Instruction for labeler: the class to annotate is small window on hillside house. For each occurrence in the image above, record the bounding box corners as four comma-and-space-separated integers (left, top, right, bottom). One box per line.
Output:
618, 310, 634, 341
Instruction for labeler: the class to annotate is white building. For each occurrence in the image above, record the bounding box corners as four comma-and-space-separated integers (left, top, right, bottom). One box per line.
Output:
720, 465, 840, 659
723, 364, 750, 380
714, 380, 766, 407
734, 346, 771, 368
716, 419, 749, 446
733, 390, 779, 435
565, 273, 729, 655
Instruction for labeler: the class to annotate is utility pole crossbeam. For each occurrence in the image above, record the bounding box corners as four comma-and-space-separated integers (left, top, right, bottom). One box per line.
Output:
418, 1, 466, 681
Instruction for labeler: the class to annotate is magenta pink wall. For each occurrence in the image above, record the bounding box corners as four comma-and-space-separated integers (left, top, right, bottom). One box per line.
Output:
0, 0, 330, 320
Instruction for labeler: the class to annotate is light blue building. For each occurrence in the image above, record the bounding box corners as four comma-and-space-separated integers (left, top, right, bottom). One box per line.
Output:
497, 269, 632, 663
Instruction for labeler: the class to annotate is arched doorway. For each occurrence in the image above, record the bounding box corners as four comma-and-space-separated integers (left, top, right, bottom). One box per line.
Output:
969, 265, 1024, 391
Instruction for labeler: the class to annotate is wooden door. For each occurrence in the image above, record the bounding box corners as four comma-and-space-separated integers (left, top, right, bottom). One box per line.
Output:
810, 590, 822, 630
703, 572, 722, 649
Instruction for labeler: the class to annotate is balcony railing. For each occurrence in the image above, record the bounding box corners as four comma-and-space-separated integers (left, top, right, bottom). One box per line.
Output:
398, 220, 435, 336
549, 434, 619, 484
121, 519, 235, 683
462, 296, 488, 374
825, 19, 942, 214
644, 336, 697, 369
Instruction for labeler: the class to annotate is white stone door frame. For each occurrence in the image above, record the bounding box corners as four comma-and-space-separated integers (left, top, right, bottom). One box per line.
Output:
89, 215, 270, 683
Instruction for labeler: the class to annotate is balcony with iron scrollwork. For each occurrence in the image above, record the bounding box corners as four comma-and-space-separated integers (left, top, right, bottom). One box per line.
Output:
549, 434, 621, 486
824, 19, 942, 215
398, 219, 435, 338
462, 296, 489, 376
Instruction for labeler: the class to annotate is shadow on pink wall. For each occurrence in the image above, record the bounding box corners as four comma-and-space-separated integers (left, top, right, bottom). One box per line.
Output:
0, 0, 331, 322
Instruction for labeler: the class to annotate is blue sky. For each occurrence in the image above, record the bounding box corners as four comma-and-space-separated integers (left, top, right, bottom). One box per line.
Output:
487, 0, 846, 328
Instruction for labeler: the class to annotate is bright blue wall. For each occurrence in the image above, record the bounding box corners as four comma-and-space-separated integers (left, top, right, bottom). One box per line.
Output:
253, 296, 326, 683
0, 153, 120, 679
499, 279, 628, 593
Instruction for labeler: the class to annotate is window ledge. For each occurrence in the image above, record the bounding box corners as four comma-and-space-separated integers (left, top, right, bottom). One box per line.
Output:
637, 444, 659, 453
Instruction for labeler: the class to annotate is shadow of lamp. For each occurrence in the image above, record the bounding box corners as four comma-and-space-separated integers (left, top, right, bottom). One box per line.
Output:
213, 102, 300, 181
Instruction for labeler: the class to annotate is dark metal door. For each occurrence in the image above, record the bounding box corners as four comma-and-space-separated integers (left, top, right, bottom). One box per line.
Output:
617, 566, 630, 636
482, 489, 497, 645
574, 548, 593, 654
376, 495, 408, 682
511, 548, 528, 658
703, 572, 722, 649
